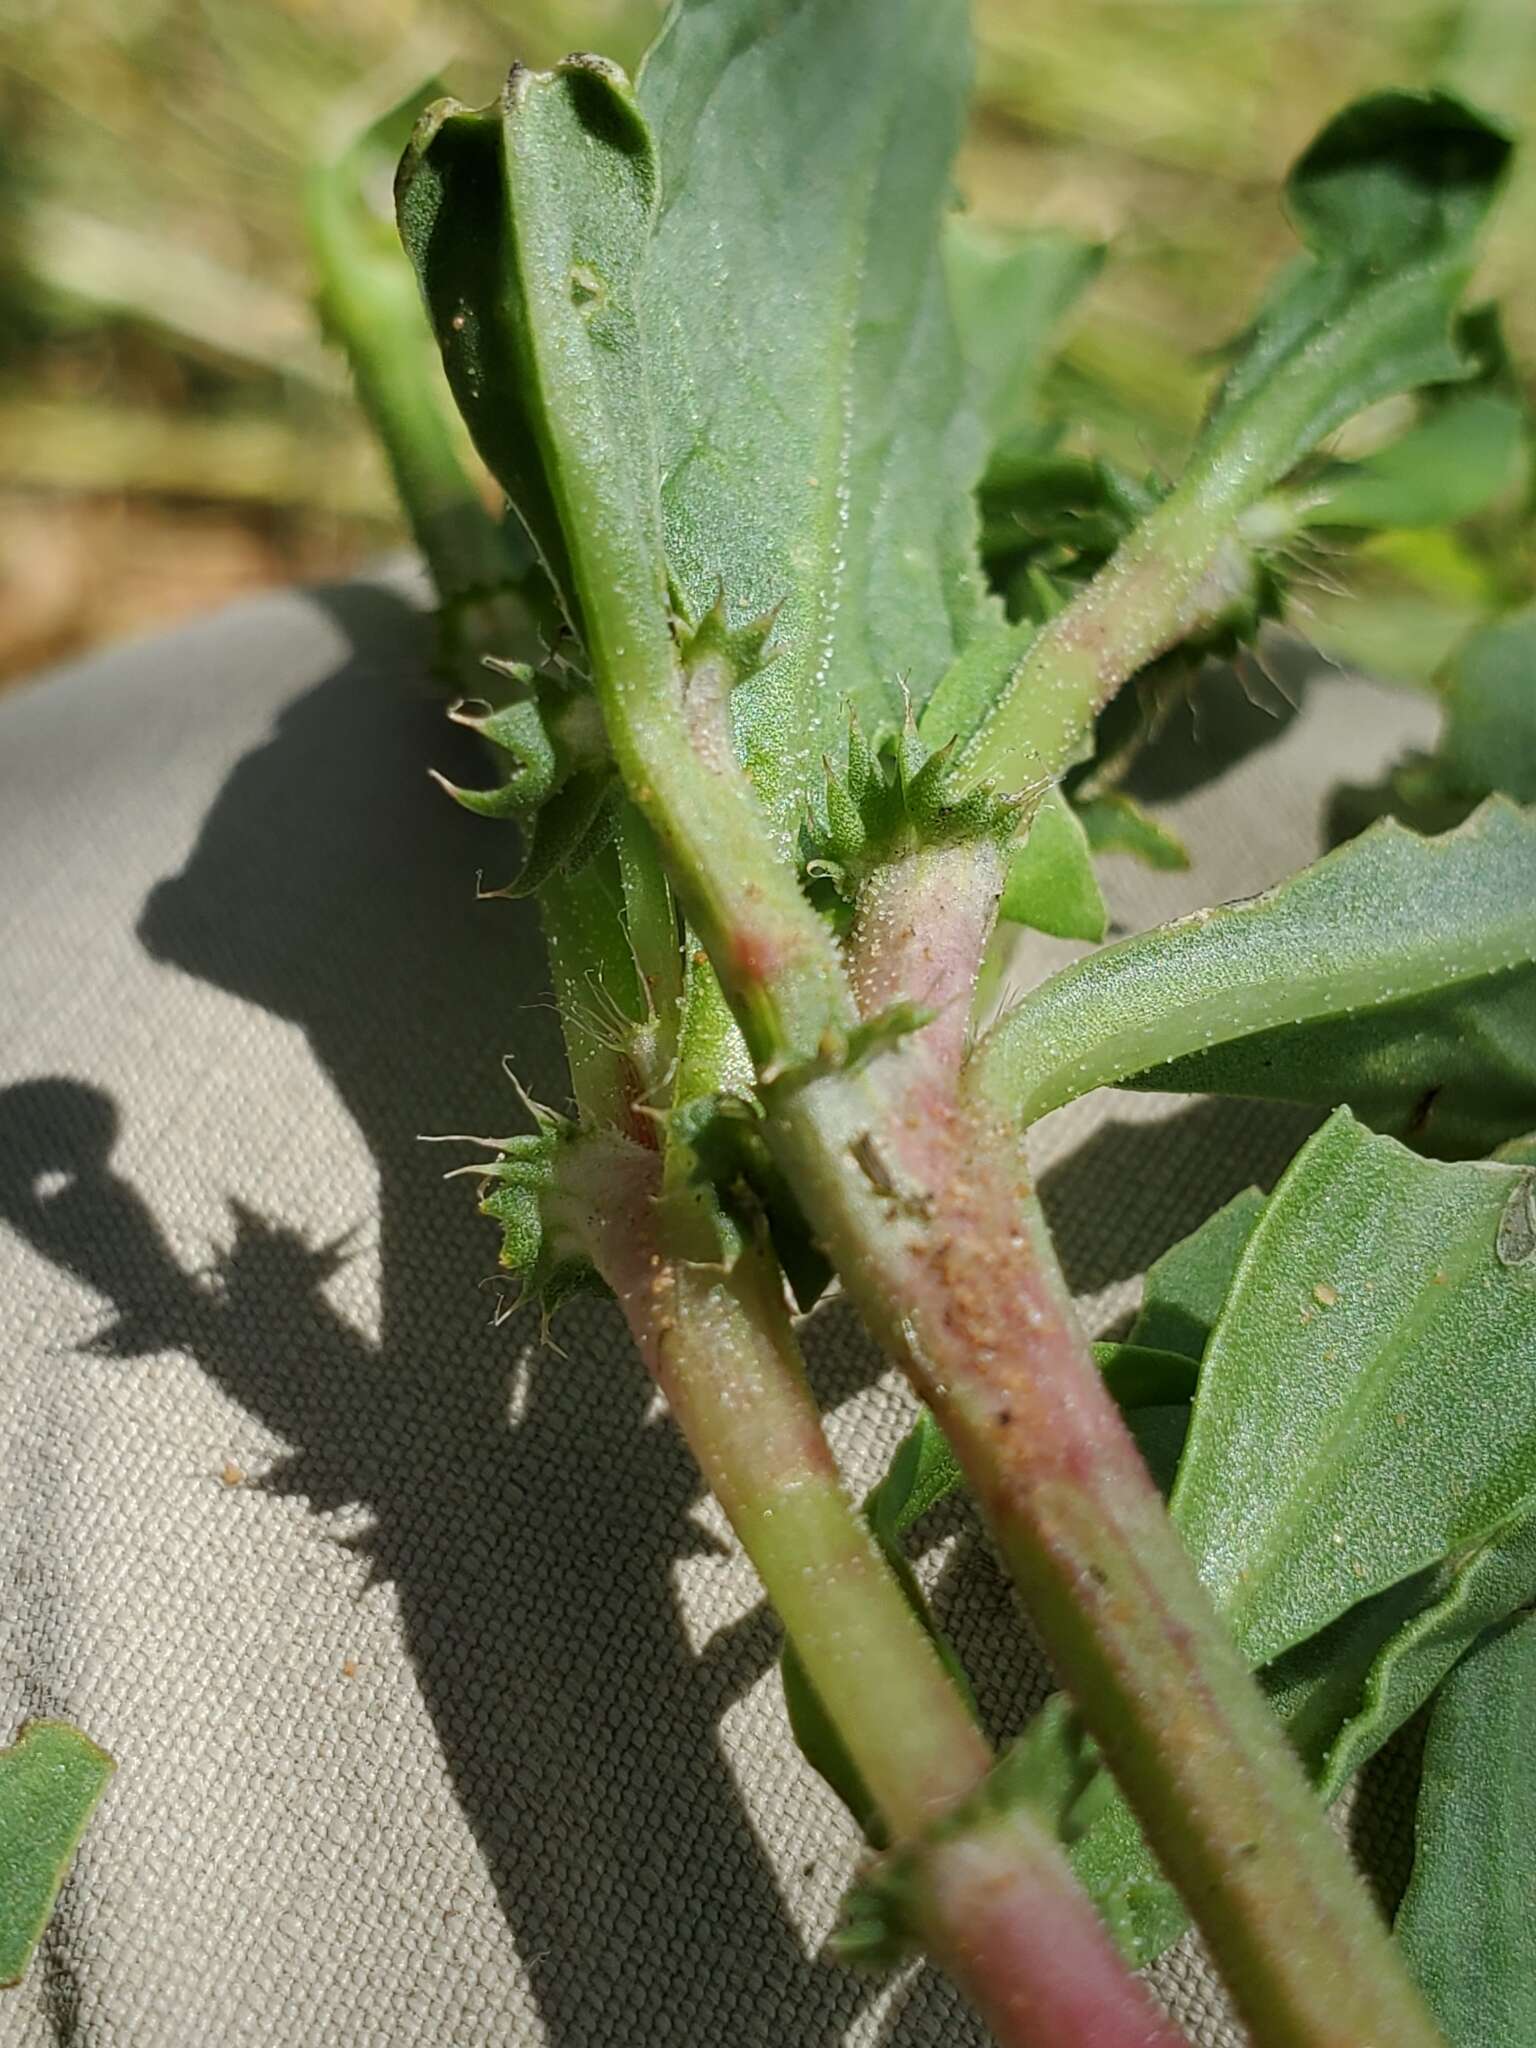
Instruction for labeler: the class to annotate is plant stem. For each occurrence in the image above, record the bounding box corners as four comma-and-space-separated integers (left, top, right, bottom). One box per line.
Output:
305, 145, 516, 611
760, 845, 1446, 2048
555, 429, 1443, 2032
562, 1133, 1184, 2048
569, 1138, 989, 1834
920, 1815, 1184, 2048
955, 485, 1265, 795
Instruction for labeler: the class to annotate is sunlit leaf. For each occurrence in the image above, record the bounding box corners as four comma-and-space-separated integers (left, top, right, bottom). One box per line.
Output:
0, 1721, 114, 1988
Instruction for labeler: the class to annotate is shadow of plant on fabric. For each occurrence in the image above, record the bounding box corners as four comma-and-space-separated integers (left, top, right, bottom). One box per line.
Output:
0, 583, 903, 2048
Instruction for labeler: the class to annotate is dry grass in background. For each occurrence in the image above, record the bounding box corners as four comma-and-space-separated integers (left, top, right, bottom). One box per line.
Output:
2, 0, 1532, 680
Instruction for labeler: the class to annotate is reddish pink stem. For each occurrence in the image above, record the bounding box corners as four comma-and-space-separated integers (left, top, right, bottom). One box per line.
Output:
924, 1818, 1184, 2048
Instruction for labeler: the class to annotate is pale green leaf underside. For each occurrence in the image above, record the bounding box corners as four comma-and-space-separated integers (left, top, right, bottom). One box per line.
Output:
1396, 1611, 1536, 2047
975, 797, 1536, 1158
638, 0, 997, 833
0, 1720, 114, 1987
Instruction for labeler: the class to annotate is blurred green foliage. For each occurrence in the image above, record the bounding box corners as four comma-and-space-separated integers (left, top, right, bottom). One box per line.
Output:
1, 0, 1532, 673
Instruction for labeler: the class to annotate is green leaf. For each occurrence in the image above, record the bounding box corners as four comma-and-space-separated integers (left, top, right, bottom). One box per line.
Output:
1299, 388, 1527, 534
1090, 1344, 1199, 1496
1268, 1500, 1536, 1803
1396, 1611, 1536, 2046
1074, 791, 1190, 873
1129, 1187, 1267, 1361
998, 785, 1108, 941
866, 1407, 964, 1549
1049, 1118, 1536, 1963
0, 1720, 114, 1987
1172, 1111, 1536, 1664
1435, 603, 1536, 808
637, 0, 998, 835
1194, 93, 1512, 492
396, 88, 584, 623
973, 798, 1536, 1158
946, 225, 1102, 445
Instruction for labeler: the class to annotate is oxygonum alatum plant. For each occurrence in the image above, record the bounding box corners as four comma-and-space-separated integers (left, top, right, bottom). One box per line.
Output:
304, 4, 1536, 2043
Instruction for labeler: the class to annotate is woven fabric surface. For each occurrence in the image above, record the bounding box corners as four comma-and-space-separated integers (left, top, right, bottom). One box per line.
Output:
0, 571, 1437, 2047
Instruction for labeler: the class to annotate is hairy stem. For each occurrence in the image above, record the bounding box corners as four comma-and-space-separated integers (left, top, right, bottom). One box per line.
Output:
956, 488, 1265, 796
565, 1135, 1183, 2048
763, 847, 1445, 2048
920, 1816, 1184, 2048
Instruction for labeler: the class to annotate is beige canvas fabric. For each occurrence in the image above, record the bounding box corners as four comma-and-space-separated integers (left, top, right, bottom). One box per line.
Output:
0, 569, 1437, 2047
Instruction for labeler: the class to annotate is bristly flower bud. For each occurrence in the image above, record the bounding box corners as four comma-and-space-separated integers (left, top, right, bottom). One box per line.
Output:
446, 1089, 603, 1325
799, 702, 1036, 915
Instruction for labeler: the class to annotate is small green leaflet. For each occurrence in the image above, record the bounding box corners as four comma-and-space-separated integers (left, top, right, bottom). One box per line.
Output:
997, 786, 1107, 942
0, 1720, 114, 1987
1074, 792, 1189, 874
973, 797, 1536, 1158
1396, 1611, 1536, 2047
